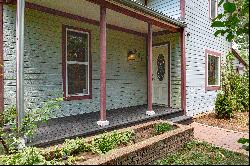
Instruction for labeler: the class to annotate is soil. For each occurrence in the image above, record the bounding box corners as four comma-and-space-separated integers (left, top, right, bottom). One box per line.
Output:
194, 111, 249, 132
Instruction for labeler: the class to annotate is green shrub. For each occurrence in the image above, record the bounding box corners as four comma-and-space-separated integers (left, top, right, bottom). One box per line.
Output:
215, 91, 234, 118
238, 138, 249, 151
0, 147, 63, 165
60, 138, 91, 157
154, 122, 173, 135
215, 53, 249, 118
91, 130, 134, 154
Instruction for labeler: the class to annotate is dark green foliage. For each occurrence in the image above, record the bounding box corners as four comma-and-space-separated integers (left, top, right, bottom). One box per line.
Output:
155, 140, 249, 165
91, 130, 134, 154
238, 138, 249, 151
215, 53, 249, 119
212, 0, 249, 50
154, 123, 173, 135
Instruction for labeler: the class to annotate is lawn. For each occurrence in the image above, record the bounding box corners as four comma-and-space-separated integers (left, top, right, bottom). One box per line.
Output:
155, 140, 249, 165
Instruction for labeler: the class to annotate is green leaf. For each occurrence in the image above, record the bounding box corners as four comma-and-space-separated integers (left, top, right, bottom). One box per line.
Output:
214, 30, 222, 37
223, 2, 236, 13
226, 32, 234, 41
238, 138, 249, 144
218, 0, 224, 6
211, 21, 225, 27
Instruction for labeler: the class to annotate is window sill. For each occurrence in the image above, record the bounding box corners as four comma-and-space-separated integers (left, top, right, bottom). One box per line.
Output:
205, 86, 220, 91
64, 95, 92, 101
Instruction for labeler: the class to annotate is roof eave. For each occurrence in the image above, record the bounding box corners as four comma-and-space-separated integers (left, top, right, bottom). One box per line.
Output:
111, 0, 187, 28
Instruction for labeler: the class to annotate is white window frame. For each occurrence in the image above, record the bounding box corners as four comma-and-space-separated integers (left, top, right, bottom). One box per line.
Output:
65, 28, 90, 97
209, 0, 218, 19
206, 53, 221, 87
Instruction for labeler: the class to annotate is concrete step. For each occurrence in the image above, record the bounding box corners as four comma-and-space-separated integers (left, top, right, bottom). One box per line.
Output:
168, 115, 193, 125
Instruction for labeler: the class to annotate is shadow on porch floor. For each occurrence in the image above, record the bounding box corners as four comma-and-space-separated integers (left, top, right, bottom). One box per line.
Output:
28, 105, 185, 147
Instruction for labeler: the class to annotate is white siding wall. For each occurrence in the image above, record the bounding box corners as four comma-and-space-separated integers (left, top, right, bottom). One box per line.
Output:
184, 0, 231, 116
147, 0, 180, 19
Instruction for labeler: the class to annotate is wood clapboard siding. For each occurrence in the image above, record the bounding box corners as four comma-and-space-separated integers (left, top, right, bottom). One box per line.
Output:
3, 5, 147, 118
184, 0, 231, 116
153, 33, 181, 109
147, 0, 180, 19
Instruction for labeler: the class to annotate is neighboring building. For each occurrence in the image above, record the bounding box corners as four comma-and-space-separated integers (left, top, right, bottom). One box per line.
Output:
231, 48, 248, 75
0, 0, 237, 144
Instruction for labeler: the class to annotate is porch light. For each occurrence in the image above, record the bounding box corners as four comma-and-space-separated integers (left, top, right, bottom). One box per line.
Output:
127, 49, 137, 61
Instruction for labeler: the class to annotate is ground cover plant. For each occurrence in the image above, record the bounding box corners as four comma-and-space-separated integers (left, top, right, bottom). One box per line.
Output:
155, 140, 249, 165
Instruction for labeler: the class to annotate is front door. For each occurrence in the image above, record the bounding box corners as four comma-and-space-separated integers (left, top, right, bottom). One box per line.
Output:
152, 45, 169, 106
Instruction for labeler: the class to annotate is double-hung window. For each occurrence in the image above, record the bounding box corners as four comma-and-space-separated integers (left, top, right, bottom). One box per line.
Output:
63, 26, 92, 100
205, 49, 221, 91
209, 0, 218, 19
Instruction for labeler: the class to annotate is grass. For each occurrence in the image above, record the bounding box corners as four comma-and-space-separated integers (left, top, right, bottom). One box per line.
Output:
155, 140, 249, 165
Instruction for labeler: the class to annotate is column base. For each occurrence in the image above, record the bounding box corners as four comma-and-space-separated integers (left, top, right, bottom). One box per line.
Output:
146, 110, 155, 116
97, 120, 109, 127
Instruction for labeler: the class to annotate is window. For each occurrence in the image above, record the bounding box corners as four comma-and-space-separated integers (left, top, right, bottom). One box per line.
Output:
209, 0, 218, 19
63, 25, 92, 100
205, 49, 221, 91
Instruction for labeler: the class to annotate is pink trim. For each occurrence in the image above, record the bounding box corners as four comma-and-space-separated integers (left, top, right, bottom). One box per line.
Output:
205, 49, 221, 91
7, 1, 146, 37
153, 42, 171, 107
180, 0, 185, 19
62, 25, 92, 101
180, 28, 186, 113
147, 23, 153, 111
0, 1, 3, 115
99, 6, 107, 121
86, 0, 179, 32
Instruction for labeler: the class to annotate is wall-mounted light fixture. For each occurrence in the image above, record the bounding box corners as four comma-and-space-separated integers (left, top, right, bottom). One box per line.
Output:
127, 49, 137, 61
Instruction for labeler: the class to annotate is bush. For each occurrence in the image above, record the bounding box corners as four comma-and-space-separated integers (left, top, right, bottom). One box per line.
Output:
215, 53, 249, 118
0, 147, 63, 165
91, 130, 134, 154
154, 122, 173, 135
215, 91, 234, 118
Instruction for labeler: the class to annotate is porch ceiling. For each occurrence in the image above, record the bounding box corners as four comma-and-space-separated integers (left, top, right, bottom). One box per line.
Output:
26, 0, 166, 34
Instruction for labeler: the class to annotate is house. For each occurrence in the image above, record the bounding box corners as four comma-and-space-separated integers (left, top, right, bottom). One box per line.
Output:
231, 48, 248, 75
0, 0, 239, 145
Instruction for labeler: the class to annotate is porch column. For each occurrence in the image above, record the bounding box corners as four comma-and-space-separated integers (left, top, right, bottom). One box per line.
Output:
16, 0, 25, 130
180, 28, 186, 113
146, 23, 155, 116
97, 5, 109, 126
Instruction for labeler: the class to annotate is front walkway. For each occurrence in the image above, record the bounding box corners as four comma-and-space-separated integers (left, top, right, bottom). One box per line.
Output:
28, 105, 183, 147
191, 122, 249, 155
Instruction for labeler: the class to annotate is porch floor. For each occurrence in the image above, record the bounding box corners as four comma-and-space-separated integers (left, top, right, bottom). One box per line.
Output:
28, 105, 183, 147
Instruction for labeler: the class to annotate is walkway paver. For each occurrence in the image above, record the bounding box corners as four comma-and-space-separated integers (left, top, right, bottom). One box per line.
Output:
191, 122, 249, 155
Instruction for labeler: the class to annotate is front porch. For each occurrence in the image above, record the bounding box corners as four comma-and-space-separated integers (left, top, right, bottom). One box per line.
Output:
28, 105, 190, 147
1, 0, 187, 144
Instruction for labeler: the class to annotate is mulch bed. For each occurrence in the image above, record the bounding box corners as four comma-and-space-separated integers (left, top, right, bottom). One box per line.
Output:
194, 111, 249, 133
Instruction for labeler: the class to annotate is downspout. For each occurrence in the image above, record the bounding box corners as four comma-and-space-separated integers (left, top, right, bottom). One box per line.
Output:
0, 0, 4, 125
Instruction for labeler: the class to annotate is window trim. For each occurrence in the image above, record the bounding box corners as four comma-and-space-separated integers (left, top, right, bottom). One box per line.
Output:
62, 25, 92, 101
208, 0, 218, 19
205, 49, 221, 91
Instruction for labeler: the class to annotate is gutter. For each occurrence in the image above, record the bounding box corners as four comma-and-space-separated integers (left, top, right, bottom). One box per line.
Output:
111, 0, 187, 28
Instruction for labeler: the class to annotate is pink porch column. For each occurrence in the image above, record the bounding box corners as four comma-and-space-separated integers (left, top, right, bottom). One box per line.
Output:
146, 23, 155, 116
97, 6, 109, 126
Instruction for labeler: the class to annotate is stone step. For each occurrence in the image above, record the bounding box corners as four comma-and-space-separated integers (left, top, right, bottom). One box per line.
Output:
168, 115, 193, 125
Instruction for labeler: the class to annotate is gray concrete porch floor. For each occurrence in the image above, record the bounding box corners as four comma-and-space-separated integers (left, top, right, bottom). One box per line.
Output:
28, 104, 184, 147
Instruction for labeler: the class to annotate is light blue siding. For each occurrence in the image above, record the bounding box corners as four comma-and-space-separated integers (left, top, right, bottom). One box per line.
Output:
147, 0, 180, 19
184, 0, 231, 116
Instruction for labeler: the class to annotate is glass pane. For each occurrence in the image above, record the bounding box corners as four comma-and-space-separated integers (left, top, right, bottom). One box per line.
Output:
67, 30, 88, 62
67, 64, 88, 95
208, 55, 219, 85
211, 0, 216, 18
